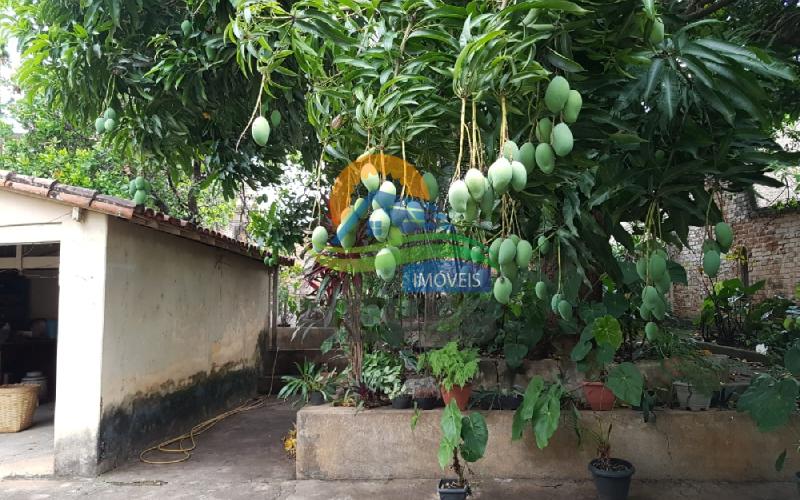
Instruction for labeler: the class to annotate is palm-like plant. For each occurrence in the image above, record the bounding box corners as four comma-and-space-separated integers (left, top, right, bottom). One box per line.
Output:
278, 361, 337, 405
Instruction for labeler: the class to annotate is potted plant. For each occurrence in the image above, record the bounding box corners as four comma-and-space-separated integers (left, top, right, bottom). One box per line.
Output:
412, 383, 441, 410
572, 316, 644, 411
472, 385, 523, 410
667, 353, 725, 411
436, 401, 488, 499
583, 421, 635, 500
418, 341, 479, 411
278, 361, 336, 406
388, 382, 412, 409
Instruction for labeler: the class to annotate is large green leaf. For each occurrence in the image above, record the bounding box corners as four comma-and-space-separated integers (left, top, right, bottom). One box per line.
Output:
532, 387, 562, 449
460, 412, 488, 462
438, 401, 463, 469
784, 342, 800, 377
593, 315, 623, 350
606, 362, 643, 406
738, 375, 799, 432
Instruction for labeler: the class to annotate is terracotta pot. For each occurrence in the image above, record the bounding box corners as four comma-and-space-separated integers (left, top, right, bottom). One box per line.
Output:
582, 381, 615, 411
441, 384, 472, 411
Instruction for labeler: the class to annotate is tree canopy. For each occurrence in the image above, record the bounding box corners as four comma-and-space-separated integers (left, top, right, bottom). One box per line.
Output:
3, 0, 798, 271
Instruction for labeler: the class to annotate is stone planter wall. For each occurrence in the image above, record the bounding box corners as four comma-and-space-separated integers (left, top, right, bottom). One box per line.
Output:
296, 405, 798, 482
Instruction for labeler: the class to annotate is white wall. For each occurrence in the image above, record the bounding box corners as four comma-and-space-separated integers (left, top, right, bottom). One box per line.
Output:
96, 218, 271, 471
0, 191, 111, 476
101, 218, 270, 407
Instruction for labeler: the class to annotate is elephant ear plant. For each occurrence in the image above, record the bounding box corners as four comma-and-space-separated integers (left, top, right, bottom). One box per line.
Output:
571, 315, 644, 410
436, 400, 488, 499
512, 376, 564, 449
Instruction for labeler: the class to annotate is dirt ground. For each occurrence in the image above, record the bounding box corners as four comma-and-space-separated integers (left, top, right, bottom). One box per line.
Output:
0, 399, 794, 499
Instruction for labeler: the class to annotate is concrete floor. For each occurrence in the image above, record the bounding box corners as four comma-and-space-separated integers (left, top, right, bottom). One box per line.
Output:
0, 399, 795, 499
0, 403, 54, 478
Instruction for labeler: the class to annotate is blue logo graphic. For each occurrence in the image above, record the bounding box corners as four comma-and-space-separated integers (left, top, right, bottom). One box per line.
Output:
402, 260, 491, 293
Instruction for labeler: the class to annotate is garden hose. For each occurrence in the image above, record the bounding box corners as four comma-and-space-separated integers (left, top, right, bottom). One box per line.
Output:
139, 395, 269, 465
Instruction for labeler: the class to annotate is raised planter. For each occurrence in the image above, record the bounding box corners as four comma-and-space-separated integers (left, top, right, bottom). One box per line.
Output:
296, 405, 799, 482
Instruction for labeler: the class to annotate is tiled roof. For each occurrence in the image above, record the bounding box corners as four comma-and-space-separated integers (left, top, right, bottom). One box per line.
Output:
0, 170, 291, 266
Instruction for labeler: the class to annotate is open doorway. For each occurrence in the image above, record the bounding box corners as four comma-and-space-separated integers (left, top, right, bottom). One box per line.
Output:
0, 243, 59, 477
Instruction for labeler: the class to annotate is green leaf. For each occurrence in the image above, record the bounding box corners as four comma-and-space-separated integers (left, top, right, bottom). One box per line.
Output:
520, 376, 545, 421
785, 342, 800, 377
504, 342, 528, 370
643, 58, 663, 101
593, 315, 622, 350
438, 401, 463, 469
738, 374, 799, 432
606, 362, 643, 406
460, 412, 488, 462
532, 387, 562, 449
546, 48, 585, 72
571, 339, 592, 362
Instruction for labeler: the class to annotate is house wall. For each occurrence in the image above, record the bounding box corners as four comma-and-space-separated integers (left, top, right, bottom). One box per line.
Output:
96, 218, 271, 473
672, 191, 800, 318
0, 190, 109, 477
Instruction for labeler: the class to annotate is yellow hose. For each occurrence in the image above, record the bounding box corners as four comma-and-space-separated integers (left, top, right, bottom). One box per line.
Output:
139, 396, 269, 465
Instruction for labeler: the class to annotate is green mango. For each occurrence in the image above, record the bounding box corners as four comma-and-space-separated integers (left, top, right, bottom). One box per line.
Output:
464, 168, 486, 201
563, 90, 582, 124
375, 248, 397, 281
535, 281, 548, 300
648, 253, 667, 280
498, 238, 517, 265
516, 142, 536, 173
311, 226, 328, 252
502, 140, 519, 160
544, 76, 570, 114
515, 239, 533, 268
251, 116, 270, 146
715, 222, 733, 252
703, 250, 721, 278
422, 172, 439, 199
494, 276, 513, 304
488, 157, 512, 194
535, 117, 553, 143
448, 180, 470, 213
551, 123, 574, 157
537, 235, 551, 255
489, 239, 503, 266
510, 160, 527, 192
535, 143, 555, 174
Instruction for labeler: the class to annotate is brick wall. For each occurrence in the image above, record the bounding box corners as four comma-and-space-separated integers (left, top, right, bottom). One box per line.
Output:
672, 190, 800, 318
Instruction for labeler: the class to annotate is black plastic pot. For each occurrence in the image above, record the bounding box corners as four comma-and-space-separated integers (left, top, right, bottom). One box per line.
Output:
438, 479, 468, 500
414, 396, 438, 410
795, 471, 800, 496
498, 394, 522, 410
588, 458, 635, 500
391, 395, 412, 409
308, 391, 325, 406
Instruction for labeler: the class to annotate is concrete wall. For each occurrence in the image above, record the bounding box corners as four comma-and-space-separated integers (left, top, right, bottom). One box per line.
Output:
0, 191, 112, 477
297, 405, 800, 482
673, 191, 800, 318
96, 218, 271, 472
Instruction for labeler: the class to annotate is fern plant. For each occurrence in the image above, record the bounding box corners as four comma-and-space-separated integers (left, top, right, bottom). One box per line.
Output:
419, 341, 479, 391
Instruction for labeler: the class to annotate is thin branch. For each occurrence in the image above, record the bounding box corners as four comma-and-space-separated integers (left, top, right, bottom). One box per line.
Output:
685, 0, 739, 20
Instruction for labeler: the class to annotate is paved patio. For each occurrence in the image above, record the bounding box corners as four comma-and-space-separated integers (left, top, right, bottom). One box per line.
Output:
0, 403, 54, 478
0, 399, 795, 499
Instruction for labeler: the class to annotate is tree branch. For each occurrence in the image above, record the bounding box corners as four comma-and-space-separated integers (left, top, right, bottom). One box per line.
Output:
685, 0, 739, 21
